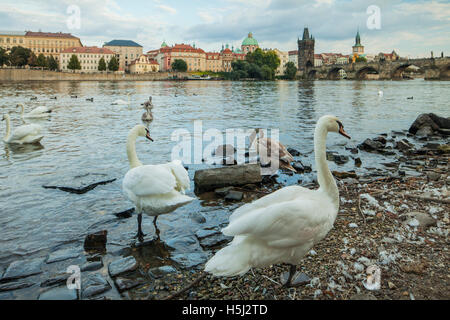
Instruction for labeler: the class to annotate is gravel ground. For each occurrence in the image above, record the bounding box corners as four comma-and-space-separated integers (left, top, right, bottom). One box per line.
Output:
133, 151, 449, 300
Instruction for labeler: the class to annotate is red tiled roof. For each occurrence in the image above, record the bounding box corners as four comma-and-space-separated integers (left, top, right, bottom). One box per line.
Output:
160, 43, 205, 54
25, 31, 79, 39
222, 48, 232, 54
288, 50, 298, 55
61, 46, 114, 54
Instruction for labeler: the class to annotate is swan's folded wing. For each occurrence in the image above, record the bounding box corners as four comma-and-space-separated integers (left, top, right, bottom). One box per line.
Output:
229, 185, 310, 222
166, 160, 190, 192
123, 165, 177, 197
10, 124, 41, 141
224, 199, 329, 248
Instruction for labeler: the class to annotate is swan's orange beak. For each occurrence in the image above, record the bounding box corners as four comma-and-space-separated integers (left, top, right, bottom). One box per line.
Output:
339, 127, 351, 139
146, 132, 153, 142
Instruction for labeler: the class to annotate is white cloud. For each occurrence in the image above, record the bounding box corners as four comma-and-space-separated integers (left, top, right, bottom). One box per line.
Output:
157, 4, 177, 15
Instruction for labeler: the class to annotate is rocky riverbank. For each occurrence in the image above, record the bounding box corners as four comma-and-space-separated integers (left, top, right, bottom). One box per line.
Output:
0, 113, 448, 300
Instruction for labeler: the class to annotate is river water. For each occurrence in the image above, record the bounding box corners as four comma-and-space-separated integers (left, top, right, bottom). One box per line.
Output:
0, 79, 449, 270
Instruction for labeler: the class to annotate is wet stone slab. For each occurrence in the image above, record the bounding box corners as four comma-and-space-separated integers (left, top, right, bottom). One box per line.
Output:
39, 286, 78, 300
42, 172, 116, 194
0, 281, 34, 292
81, 260, 103, 272
171, 252, 209, 269
148, 265, 178, 279
1, 258, 44, 281
108, 256, 138, 277
114, 277, 143, 293
46, 248, 80, 264
40, 273, 70, 288
82, 274, 111, 299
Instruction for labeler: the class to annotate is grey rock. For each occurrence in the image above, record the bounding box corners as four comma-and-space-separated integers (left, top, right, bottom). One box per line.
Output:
166, 235, 200, 252
82, 274, 111, 299
225, 190, 243, 201
195, 229, 218, 239
416, 126, 434, 137
194, 164, 262, 193
409, 113, 450, 135
404, 211, 437, 229
39, 286, 78, 300
171, 252, 208, 269
46, 248, 80, 264
108, 256, 138, 277
42, 173, 116, 194
358, 138, 385, 152
1, 258, 43, 281
199, 233, 232, 248
114, 277, 142, 293
84, 230, 107, 251
213, 144, 235, 157
81, 260, 103, 272
0, 281, 33, 292
214, 187, 233, 197
148, 265, 178, 279
114, 208, 134, 219
395, 140, 412, 151
287, 147, 300, 156
40, 273, 70, 287
426, 172, 441, 182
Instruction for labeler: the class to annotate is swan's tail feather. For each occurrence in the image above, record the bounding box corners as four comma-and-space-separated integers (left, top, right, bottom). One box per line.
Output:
204, 242, 251, 277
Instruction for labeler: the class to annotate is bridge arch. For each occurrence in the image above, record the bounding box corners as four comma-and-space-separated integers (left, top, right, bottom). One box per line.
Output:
392, 64, 424, 79
356, 66, 379, 80
307, 69, 317, 80
327, 67, 347, 80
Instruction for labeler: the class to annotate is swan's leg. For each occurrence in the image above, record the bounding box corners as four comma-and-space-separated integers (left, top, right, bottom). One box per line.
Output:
153, 216, 160, 240
280, 264, 310, 287
133, 204, 146, 242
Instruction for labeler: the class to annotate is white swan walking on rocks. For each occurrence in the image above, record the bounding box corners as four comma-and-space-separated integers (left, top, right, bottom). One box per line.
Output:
122, 125, 194, 242
17, 103, 52, 119
2, 114, 44, 144
204, 115, 351, 286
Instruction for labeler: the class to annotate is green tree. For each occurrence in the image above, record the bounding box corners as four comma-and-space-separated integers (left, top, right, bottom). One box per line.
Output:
108, 56, 119, 71
98, 57, 107, 71
246, 48, 265, 67
262, 50, 280, 71
9, 46, 34, 67
261, 65, 274, 80
36, 54, 47, 68
284, 61, 297, 80
171, 59, 187, 72
355, 56, 367, 63
47, 56, 58, 71
67, 54, 81, 71
247, 63, 262, 79
0, 48, 9, 66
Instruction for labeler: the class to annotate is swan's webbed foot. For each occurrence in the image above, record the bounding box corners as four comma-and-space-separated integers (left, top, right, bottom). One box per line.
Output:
280, 265, 311, 287
134, 230, 146, 242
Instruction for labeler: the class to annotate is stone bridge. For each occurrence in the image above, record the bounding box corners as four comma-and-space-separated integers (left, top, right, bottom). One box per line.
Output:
301, 57, 450, 80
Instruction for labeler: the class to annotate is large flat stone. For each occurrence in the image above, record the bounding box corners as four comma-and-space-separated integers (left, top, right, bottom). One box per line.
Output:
194, 164, 262, 193
82, 274, 111, 299
1, 258, 44, 281
39, 286, 78, 300
46, 248, 80, 264
114, 277, 143, 293
171, 252, 208, 269
108, 256, 138, 277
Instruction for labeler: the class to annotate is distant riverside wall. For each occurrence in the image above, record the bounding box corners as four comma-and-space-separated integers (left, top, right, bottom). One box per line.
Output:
0, 69, 190, 81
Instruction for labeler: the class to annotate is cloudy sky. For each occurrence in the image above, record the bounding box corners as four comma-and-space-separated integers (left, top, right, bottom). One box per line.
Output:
1, 0, 449, 58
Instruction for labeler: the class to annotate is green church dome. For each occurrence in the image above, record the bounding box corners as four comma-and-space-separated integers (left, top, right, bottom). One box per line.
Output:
242, 32, 258, 46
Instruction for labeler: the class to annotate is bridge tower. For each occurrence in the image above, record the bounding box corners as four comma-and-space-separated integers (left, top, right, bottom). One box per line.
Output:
298, 27, 315, 74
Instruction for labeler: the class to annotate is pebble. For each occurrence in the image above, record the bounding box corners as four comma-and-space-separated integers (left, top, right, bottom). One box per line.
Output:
224, 190, 243, 201
348, 223, 358, 228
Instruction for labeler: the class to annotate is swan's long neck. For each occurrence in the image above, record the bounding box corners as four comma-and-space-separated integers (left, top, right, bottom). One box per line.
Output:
3, 115, 11, 142
126, 128, 143, 169
314, 123, 339, 210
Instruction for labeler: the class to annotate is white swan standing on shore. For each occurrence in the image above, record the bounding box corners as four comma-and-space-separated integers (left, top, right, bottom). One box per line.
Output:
122, 125, 194, 241
205, 115, 351, 286
112, 93, 132, 105
17, 103, 52, 118
2, 114, 44, 144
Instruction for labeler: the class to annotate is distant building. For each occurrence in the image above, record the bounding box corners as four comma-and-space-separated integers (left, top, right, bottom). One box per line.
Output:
376, 50, 399, 62
288, 50, 298, 68
273, 49, 289, 75
352, 30, 364, 56
241, 32, 259, 54
60, 46, 114, 72
129, 54, 159, 73
0, 31, 26, 51
148, 42, 244, 72
103, 40, 143, 72
314, 54, 323, 67
298, 27, 315, 72
0, 30, 82, 63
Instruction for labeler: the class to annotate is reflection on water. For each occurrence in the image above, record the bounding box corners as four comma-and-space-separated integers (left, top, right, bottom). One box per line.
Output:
0, 79, 449, 264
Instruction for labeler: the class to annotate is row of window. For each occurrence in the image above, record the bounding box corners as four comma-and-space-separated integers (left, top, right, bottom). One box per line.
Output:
0, 38, 77, 47
62, 54, 112, 59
